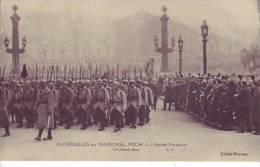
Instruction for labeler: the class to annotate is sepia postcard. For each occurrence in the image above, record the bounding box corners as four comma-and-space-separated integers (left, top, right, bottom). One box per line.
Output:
0, 0, 260, 163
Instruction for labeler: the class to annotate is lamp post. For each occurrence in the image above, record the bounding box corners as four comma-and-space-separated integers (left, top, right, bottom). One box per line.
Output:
178, 35, 183, 74
4, 5, 26, 75
201, 20, 208, 75
154, 6, 175, 72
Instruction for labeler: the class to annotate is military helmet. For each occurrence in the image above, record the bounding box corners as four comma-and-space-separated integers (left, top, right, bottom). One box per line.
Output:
97, 79, 102, 84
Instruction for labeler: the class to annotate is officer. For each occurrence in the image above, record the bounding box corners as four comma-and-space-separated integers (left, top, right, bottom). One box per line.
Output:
94, 79, 110, 131
35, 81, 55, 141
126, 80, 141, 128
0, 81, 10, 137
110, 81, 127, 132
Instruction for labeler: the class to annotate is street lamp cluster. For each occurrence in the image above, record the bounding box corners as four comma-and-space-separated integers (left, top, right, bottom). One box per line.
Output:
3, 4, 27, 76
153, 6, 209, 74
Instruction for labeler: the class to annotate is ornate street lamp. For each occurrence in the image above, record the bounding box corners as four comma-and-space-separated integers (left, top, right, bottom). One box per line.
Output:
178, 35, 183, 74
201, 20, 209, 74
153, 6, 175, 72
5, 5, 26, 75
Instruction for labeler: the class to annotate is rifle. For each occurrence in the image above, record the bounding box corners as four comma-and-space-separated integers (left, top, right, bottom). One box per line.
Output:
2, 66, 5, 81
28, 67, 31, 80
116, 64, 119, 79
56, 65, 59, 81
140, 66, 143, 80
79, 65, 82, 81
49, 65, 54, 81
36, 64, 38, 80
128, 65, 131, 80
134, 66, 137, 80
63, 65, 67, 81
41, 66, 45, 80
99, 64, 102, 77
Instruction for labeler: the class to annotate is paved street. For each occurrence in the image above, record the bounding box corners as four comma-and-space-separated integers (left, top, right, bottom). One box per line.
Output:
0, 101, 260, 161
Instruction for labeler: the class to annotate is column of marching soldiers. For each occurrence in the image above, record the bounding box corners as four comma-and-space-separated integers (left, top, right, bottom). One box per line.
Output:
0, 76, 155, 140
162, 73, 260, 135
1, 71, 260, 140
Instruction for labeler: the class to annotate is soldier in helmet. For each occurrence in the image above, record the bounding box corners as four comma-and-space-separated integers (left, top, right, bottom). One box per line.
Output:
35, 81, 55, 141
23, 80, 35, 128
144, 81, 153, 124
125, 80, 141, 128
110, 81, 127, 132
60, 80, 75, 129
94, 79, 110, 131
14, 83, 24, 128
0, 81, 10, 137
76, 81, 92, 130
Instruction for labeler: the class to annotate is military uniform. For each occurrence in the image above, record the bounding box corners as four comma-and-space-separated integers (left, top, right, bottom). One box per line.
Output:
126, 81, 141, 128
252, 84, 260, 135
60, 84, 75, 129
110, 82, 127, 132
94, 82, 110, 131
14, 85, 24, 128
138, 84, 148, 126
76, 84, 92, 130
23, 83, 35, 128
0, 84, 10, 137
35, 83, 55, 141
145, 83, 154, 124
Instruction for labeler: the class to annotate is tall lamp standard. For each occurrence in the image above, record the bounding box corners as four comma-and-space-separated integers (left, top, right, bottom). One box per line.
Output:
178, 35, 183, 74
201, 20, 209, 74
4, 5, 26, 76
153, 6, 175, 72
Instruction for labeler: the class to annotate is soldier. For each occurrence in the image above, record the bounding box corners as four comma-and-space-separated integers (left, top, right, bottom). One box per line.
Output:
7, 81, 16, 124
94, 79, 110, 131
76, 81, 92, 130
144, 81, 153, 124
0, 81, 10, 137
125, 80, 141, 128
49, 81, 59, 129
14, 83, 24, 128
60, 80, 75, 129
23, 81, 35, 128
252, 79, 260, 135
103, 79, 112, 126
110, 81, 127, 132
163, 81, 173, 111
236, 81, 251, 133
137, 80, 148, 126
35, 81, 55, 141
150, 80, 158, 110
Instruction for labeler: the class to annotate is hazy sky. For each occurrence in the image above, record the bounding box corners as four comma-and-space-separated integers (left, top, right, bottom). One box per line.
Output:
1, 0, 259, 43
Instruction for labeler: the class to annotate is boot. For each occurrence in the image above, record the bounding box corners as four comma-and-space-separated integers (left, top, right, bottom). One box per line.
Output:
2, 127, 10, 137
35, 129, 43, 141
43, 129, 52, 140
